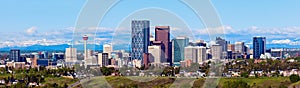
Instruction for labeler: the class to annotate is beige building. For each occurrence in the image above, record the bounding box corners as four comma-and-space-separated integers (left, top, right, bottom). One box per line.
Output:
65, 48, 77, 62
211, 44, 222, 59
148, 45, 162, 64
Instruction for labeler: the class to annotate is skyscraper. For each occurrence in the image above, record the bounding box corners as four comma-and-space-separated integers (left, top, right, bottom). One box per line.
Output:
155, 26, 170, 64
172, 36, 189, 66
184, 46, 198, 63
235, 42, 245, 54
131, 20, 150, 65
103, 44, 113, 58
197, 46, 207, 64
216, 37, 228, 59
211, 44, 222, 59
216, 37, 228, 52
10, 49, 20, 62
65, 48, 77, 63
98, 53, 109, 67
253, 37, 266, 59
148, 45, 162, 65
184, 46, 206, 64
227, 44, 235, 52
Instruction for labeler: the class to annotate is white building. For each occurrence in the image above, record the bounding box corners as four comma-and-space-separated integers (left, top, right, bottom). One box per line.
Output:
211, 44, 222, 59
148, 45, 162, 64
103, 44, 113, 58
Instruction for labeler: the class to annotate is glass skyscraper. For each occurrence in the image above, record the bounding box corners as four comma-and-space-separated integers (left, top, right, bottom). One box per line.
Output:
10, 49, 21, 62
131, 20, 150, 63
172, 36, 189, 66
253, 36, 266, 59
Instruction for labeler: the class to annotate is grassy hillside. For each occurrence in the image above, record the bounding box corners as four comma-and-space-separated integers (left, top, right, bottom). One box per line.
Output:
77, 76, 300, 88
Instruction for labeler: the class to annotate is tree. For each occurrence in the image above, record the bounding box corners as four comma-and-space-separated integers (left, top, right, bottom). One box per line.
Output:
289, 74, 300, 83
241, 72, 249, 78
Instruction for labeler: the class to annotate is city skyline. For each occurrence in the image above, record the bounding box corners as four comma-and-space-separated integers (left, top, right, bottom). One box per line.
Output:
2, 1, 300, 88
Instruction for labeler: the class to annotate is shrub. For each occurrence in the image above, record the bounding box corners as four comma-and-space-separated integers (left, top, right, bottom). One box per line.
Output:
289, 74, 300, 83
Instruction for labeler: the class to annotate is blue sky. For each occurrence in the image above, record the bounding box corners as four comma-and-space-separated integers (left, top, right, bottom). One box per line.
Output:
1, 0, 300, 47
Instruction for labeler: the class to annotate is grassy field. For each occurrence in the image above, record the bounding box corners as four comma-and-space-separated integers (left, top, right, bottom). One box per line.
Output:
44, 77, 79, 86
77, 76, 300, 88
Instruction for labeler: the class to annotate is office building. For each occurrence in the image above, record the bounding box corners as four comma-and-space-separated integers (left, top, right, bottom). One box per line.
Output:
216, 37, 228, 52
103, 44, 113, 58
65, 48, 77, 63
184, 46, 207, 64
211, 44, 222, 59
172, 36, 189, 66
227, 44, 235, 52
184, 46, 198, 63
235, 42, 245, 54
143, 53, 150, 69
155, 26, 170, 63
10, 49, 21, 62
197, 46, 207, 63
98, 53, 109, 67
131, 20, 150, 65
253, 37, 266, 59
148, 45, 162, 65
216, 37, 228, 59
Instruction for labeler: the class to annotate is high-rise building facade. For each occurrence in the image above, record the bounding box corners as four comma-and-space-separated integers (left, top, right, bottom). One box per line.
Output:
253, 37, 266, 59
216, 37, 228, 52
10, 49, 20, 62
211, 44, 222, 59
155, 26, 170, 63
131, 20, 150, 64
216, 37, 228, 59
184, 46, 198, 63
103, 44, 113, 58
172, 36, 189, 66
197, 46, 207, 64
235, 42, 245, 54
98, 53, 109, 67
65, 48, 77, 63
184, 46, 207, 64
227, 44, 235, 52
148, 45, 162, 65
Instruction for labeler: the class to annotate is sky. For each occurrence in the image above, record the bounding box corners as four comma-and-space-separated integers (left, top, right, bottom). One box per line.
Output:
0, 0, 300, 47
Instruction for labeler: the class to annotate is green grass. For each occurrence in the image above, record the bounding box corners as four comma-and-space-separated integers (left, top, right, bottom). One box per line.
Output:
218, 77, 291, 88
77, 76, 298, 88
44, 77, 78, 86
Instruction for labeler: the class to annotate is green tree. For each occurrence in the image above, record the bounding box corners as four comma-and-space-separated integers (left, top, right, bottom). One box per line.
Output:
241, 72, 249, 78
289, 74, 300, 83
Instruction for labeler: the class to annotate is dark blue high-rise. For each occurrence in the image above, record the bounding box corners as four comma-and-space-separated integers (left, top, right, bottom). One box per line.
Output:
131, 20, 150, 63
253, 36, 266, 59
10, 49, 21, 62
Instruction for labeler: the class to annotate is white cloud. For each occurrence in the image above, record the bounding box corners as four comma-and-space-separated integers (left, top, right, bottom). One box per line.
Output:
25, 26, 38, 35
271, 39, 292, 44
